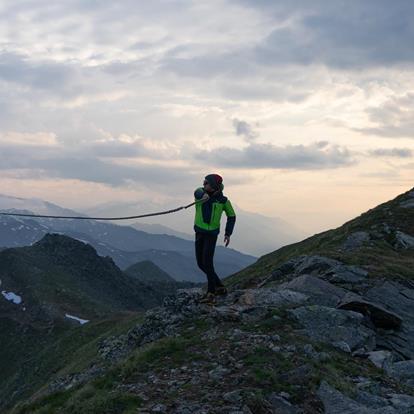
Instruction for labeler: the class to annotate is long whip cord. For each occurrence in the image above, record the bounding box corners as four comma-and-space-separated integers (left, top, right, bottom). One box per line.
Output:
0, 199, 206, 221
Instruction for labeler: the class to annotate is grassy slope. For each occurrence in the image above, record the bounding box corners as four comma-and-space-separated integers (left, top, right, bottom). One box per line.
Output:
12, 307, 414, 414
2, 312, 144, 412
225, 187, 414, 289
6, 187, 414, 412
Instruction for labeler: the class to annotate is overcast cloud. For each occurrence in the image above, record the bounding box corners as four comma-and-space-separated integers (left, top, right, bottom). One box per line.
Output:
0, 0, 413, 225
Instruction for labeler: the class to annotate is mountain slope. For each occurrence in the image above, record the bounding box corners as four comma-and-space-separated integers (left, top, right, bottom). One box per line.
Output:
0, 233, 168, 410
5, 187, 414, 413
0, 233, 162, 319
226, 186, 414, 290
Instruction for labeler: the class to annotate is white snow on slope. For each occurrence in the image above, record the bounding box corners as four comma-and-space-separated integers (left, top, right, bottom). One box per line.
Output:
65, 313, 89, 325
1, 291, 22, 304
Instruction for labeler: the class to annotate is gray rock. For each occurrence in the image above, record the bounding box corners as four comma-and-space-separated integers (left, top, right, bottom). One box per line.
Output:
326, 264, 369, 284
267, 392, 300, 413
337, 295, 402, 330
364, 282, 414, 359
210, 305, 242, 321
317, 380, 398, 414
279, 274, 348, 306
208, 365, 230, 380
341, 231, 371, 251
395, 231, 414, 249
333, 341, 352, 353
240, 306, 270, 323
262, 254, 369, 287
223, 390, 243, 403
389, 394, 414, 410
295, 255, 368, 284
48, 365, 104, 393
236, 288, 308, 308
152, 403, 167, 413
386, 360, 414, 386
400, 199, 414, 208
367, 350, 396, 369
289, 305, 376, 352
354, 389, 390, 409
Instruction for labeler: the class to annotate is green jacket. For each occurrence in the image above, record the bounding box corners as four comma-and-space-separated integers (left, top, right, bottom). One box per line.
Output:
193, 186, 236, 236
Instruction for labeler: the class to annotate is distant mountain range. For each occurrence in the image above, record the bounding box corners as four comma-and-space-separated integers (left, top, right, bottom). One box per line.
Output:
82, 198, 307, 256
0, 194, 257, 282
0, 232, 190, 409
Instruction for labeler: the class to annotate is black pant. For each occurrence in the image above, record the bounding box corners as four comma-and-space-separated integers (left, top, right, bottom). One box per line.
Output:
195, 232, 224, 293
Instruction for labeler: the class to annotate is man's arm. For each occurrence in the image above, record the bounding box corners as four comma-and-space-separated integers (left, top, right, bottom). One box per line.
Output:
223, 199, 236, 237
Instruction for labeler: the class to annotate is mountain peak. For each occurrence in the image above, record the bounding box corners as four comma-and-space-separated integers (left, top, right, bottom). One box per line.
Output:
33, 232, 96, 254
125, 260, 176, 283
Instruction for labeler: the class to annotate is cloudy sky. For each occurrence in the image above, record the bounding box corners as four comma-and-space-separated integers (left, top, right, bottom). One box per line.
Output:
0, 0, 413, 234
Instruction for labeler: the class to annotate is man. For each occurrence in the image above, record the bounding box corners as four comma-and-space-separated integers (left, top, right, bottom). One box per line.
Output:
193, 174, 236, 305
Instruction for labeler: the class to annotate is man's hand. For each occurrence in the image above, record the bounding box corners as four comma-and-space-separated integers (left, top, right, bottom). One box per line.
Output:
201, 193, 210, 202
224, 234, 230, 247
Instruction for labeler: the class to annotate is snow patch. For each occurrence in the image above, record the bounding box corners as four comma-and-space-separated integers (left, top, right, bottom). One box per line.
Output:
65, 313, 89, 325
2, 291, 22, 304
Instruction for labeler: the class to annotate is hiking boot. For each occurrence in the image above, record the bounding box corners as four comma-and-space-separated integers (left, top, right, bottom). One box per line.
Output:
215, 286, 228, 296
198, 292, 216, 305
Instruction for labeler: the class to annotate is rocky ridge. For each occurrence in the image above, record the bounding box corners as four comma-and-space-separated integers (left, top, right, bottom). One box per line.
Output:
10, 187, 414, 414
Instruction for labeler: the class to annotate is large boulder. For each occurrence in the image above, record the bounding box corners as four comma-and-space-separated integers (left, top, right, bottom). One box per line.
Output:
364, 282, 414, 359
262, 254, 369, 287
337, 294, 402, 330
289, 305, 376, 352
278, 274, 349, 307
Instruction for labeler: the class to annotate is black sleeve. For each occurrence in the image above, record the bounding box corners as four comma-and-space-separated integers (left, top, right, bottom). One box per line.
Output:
225, 216, 236, 237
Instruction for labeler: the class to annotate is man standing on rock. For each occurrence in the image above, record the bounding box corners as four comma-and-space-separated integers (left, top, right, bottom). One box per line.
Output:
193, 174, 236, 305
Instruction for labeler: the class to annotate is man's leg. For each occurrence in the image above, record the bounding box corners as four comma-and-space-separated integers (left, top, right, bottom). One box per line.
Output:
202, 233, 223, 292
195, 232, 215, 293
195, 232, 206, 272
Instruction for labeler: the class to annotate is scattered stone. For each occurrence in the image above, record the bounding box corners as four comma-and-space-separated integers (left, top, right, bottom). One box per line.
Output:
48, 365, 104, 393
267, 392, 300, 413
367, 350, 396, 369
151, 403, 167, 412
341, 231, 371, 251
333, 341, 351, 353
394, 231, 414, 249
386, 360, 414, 386
388, 394, 414, 410
317, 380, 398, 414
223, 390, 243, 403
208, 365, 230, 381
